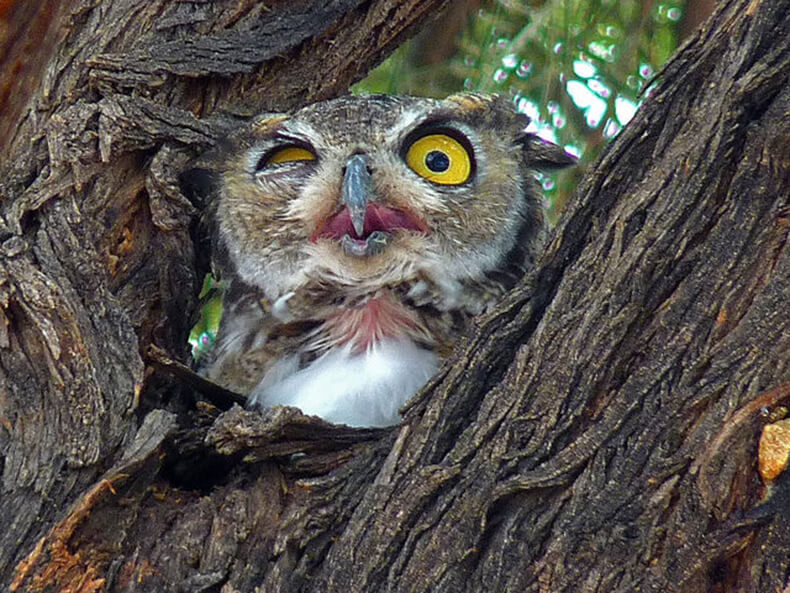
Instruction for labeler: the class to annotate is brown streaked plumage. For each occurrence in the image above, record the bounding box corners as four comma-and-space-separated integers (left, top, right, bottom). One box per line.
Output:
191, 93, 575, 427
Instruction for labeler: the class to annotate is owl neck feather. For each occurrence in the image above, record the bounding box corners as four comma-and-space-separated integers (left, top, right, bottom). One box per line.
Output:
316, 295, 429, 353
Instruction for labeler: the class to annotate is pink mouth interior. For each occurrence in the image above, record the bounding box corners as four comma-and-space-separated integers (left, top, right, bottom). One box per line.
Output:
312, 204, 427, 241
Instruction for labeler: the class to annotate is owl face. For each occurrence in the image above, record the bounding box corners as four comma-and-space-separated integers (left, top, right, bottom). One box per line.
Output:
211, 94, 570, 302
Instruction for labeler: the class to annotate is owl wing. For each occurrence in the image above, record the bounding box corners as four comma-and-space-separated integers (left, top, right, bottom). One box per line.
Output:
204, 278, 346, 396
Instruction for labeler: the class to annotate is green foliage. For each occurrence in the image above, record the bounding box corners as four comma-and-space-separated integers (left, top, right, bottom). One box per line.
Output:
188, 275, 224, 360
354, 0, 685, 214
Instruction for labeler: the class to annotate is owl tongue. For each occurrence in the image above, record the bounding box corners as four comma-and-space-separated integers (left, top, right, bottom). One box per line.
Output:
315, 204, 425, 241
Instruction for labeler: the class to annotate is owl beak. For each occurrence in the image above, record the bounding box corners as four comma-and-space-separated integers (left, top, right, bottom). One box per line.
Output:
342, 154, 373, 237
314, 153, 425, 256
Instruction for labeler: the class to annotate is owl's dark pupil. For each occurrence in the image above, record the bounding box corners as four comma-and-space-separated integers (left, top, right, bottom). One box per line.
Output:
425, 150, 450, 173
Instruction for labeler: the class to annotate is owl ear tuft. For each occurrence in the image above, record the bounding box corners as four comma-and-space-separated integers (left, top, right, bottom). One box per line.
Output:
517, 134, 578, 170
443, 92, 500, 111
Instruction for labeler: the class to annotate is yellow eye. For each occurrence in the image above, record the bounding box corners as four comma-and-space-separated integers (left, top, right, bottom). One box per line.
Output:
405, 134, 472, 185
265, 146, 316, 166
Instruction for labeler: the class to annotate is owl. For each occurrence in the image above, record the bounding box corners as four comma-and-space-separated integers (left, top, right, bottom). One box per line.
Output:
192, 93, 574, 427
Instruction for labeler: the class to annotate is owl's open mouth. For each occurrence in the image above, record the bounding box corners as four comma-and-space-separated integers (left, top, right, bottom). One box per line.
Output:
313, 204, 426, 258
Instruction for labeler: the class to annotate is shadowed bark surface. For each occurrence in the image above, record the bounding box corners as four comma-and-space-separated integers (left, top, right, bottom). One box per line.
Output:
1, 1, 789, 592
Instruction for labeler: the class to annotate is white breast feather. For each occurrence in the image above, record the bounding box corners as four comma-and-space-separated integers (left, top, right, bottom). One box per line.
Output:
249, 338, 438, 427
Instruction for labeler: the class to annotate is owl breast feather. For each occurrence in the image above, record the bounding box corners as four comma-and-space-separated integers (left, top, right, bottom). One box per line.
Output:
247, 295, 438, 427
250, 337, 437, 427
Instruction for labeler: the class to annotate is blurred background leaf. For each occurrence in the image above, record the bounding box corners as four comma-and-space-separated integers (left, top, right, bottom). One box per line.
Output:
354, 0, 707, 216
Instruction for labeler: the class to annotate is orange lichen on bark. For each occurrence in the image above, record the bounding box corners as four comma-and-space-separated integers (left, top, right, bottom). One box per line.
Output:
758, 418, 790, 483
115, 557, 157, 589
20, 540, 106, 593
10, 476, 126, 592
695, 380, 790, 505
9, 536, 45, 591
716, 307, 728, 326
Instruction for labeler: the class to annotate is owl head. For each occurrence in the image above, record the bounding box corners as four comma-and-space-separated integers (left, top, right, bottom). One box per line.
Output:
196, 93, 575, 304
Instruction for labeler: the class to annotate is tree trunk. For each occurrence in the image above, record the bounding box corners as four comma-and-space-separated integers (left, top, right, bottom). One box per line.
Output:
1, 1, 789, 592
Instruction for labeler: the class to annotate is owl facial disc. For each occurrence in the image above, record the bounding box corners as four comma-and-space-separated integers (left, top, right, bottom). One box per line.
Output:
313, 153, 427, 258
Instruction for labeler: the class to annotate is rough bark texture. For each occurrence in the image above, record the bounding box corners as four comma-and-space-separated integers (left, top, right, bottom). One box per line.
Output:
0, 1, 449, 590
1, 1, 789, 592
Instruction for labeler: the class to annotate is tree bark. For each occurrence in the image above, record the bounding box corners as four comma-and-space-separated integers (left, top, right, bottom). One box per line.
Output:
1, 1, 789, 592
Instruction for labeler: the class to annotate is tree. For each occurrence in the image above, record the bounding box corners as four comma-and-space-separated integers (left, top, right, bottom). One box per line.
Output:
1, 0, 788, 591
